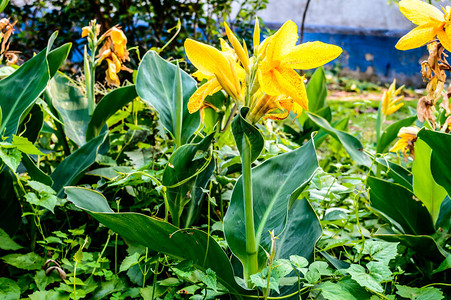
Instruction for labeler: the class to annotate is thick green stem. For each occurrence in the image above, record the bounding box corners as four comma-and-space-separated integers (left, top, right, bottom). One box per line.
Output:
242, 135, 258, 283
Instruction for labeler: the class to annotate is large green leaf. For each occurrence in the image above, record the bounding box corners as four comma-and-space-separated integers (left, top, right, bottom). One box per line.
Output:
367, 177, 434, 235
0, 171, 21, 236
374, 158, 412, 191
65, 187, 249, 298
51, 132, 109, 196
272, 198, 322, 297
136, 50, 200, 145
231, 107, 264, 163
417, 129, 451, 197
0, 34, 70, 140
224, 139, 319, 272
306, 67, 327, 112
162, 134, 214, 227
412, 139, 447, 223
376, 116, 416, 153
46, 72, 89, 147
374, 226, 447, 262
183, 160, 215, 228
86, 85, 138, 141
307, 112, 372, 167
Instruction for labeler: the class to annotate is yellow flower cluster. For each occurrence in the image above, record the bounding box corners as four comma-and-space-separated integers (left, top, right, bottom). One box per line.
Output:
396, 0, 451, 51
184, 20, 342, 124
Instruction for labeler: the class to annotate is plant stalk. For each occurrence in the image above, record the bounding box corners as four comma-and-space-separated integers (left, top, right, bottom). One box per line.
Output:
242, 135, 258, 283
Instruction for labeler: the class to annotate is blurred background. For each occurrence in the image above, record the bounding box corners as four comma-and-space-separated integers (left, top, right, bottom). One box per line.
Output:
2, 0, 438, 86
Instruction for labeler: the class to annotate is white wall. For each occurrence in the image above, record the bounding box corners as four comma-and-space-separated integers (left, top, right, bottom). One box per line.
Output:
257, 0, 447, 31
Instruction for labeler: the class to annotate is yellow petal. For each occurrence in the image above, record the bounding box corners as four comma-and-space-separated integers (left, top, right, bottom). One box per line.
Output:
291, 102, 303, 117
274, 68, 308, 110
258, 68, 281, 96
110, 27, 128, 60
106, 58, 120, 86
224, 23, 250, 69
399, 0, 444, 25
282, 41, 342, 70
81, 26, 90, 38
396, 24, 439, 50
266, 20, 298, 62
192, 70, 213, 82
253, 18, 260, 51
185, 38, 230, 77
386, 102, 404, 115
437, 26, 451, 52
188, 78, 221, 113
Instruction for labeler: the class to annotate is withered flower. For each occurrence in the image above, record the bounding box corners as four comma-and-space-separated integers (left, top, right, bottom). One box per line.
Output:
0, 18, 18, 65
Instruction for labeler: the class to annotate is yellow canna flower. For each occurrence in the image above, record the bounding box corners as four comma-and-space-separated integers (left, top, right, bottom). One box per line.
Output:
247, 91, 303, 124
381, 79, 405, 115
110, 27, 128, 61
396, 0, 451, 51
105, 53, 122, 86
258, 20, 342, 111
390, 126, 420, 158
185, 38, 245, 112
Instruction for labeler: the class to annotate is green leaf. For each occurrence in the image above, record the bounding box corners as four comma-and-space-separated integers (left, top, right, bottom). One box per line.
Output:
436, 196, 451, 231
136, 50, 200, 144
120, 253, 140, 273
433, 255, 451, 274
18, 104, 43, 144
289, 255, 308, 270
307, 67, 328, 112
375, 158, 412, 191
0, 277, 20, 300
25, 192, 58, 213
373, 225, 447, 262
231, 107, 264, 163
65, 187, 249, 298
51, 132, 109, 196
307, 112, 372, 167
346, 264, 384, 293
162, 134, 214, 227
34, 269, 61, 291
361, 240, 398, 264
367, 177, 435, 235
0, 228, 22, 250
21, 154, 53, 186
396, 284, 444, 300
224, 139, 319, 272
199, 268, 217, 292
0, 146, 21, 172
320, 281, 357, 300
1, 252, 45, 270
0, 171, 21, 236
46, 72, 89, 147
0, 36, 70, 140
417, 129, 451, 199
412, 139, 447, 223
183, 160, 215, 228
0, 0, 9, 13
86, 85, 137, 141
11, 135, 43, 155
377, 116, 417, 153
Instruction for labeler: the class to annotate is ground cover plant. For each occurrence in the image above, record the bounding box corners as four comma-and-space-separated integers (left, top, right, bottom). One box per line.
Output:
0, 0, 450, 299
